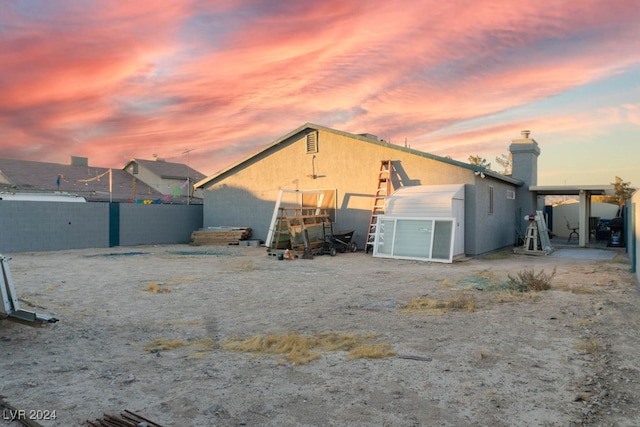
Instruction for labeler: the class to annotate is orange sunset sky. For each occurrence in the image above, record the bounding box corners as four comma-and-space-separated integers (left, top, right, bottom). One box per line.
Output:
1, 1, 639, 186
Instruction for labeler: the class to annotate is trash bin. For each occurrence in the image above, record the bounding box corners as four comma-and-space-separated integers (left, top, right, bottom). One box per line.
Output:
607, 217, 624, 247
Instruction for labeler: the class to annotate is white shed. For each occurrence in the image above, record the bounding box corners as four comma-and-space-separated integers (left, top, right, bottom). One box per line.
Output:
378, 184, 465, 260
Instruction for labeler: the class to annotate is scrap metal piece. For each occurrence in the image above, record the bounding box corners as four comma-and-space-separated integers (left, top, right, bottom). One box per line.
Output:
0, 255, 59, 325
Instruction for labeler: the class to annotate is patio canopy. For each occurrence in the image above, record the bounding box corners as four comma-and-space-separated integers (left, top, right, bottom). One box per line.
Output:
530, 185, 615, 247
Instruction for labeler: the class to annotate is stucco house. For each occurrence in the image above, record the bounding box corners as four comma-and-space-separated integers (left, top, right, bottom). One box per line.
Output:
0, 156, 205, 204
123, 158, 206, 203
194, 123, 543, 257
0, 156, 161, 203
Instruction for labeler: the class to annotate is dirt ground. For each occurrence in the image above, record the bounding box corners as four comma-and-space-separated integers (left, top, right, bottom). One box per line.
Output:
1, 243, 640, 427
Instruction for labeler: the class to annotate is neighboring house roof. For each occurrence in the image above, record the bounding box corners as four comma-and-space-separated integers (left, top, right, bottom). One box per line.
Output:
195, 123, 523, 188
125, 158, 206, 182
0, 158, 190, 203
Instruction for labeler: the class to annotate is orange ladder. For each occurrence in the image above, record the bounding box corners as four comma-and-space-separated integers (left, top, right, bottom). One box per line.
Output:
365, 160, 394, 253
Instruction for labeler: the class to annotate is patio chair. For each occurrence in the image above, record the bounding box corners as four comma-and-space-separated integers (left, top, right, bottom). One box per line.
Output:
565, 216, 579, 243
589, 217, 601, 242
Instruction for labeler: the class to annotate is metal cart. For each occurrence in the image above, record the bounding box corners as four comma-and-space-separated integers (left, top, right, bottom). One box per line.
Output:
322, 222, 357, 256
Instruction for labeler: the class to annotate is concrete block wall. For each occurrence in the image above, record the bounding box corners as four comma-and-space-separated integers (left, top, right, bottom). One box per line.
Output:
0, 201, 203, 253
119, 204, 203, 245
0, 201, 109, 253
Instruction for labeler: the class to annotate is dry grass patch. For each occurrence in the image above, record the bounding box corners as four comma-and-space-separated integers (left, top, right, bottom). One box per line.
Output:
217, 258, 260, 273
576, 339, 599, 355
189, 338, 216, 351
459, 268, 555, 295
574, 318, 595, 326
144, 338, 186, 351
505, 268, 555, 293
229, 259, 259, 270
471, 349, 491, 364
440, 279, 455, 288
552, 282, 599, 294
142, 282, 173, 293
188, 352, 210, 360
481, 249, 513, 260
221, 332, 394, 365
347, 343, 395, 359
401, 294, 475, 315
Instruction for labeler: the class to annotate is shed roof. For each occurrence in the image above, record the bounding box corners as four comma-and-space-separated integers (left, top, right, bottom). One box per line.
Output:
194, 123, 523, 188
386, 184, 465, 217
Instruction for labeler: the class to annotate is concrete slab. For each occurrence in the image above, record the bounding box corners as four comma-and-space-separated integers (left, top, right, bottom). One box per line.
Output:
549, 248, 618, 260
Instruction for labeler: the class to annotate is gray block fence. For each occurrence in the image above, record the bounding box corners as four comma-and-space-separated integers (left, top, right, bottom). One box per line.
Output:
0, 201, 203, 253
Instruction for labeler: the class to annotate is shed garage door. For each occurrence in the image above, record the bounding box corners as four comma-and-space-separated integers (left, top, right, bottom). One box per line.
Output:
373, 216, 456, 263
384, 184, 465, 257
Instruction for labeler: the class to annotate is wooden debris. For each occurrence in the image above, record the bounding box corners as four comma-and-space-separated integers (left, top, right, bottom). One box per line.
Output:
190, 227, 252, 245
87, 409, 163, 426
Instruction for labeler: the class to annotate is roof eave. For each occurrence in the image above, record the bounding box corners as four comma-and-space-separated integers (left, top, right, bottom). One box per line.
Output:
195, 123, 319, 188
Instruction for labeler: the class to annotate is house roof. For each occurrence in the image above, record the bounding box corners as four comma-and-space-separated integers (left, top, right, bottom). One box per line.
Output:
125, 158, 206, 182
0, 157, 185, 203
194, 123, 523, 188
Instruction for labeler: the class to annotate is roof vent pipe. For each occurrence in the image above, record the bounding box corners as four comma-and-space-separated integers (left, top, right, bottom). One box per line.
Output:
521, 130, 530, 139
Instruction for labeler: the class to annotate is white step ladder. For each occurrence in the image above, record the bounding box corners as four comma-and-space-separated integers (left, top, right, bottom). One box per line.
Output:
523, 211, 553, 255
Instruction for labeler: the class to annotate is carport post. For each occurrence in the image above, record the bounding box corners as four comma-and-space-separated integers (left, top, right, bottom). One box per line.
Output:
578, 190, 589, 247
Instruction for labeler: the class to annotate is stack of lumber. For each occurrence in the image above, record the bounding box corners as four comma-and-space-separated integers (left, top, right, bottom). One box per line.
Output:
190, 227, 252, 245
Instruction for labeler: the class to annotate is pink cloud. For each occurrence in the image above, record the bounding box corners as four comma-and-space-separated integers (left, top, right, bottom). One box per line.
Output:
0, 0, 639, 178
0, 2, 188, 107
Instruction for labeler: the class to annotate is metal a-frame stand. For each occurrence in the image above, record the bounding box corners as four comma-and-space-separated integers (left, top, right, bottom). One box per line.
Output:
521, 211, 554, 256
1, 255, 58, 325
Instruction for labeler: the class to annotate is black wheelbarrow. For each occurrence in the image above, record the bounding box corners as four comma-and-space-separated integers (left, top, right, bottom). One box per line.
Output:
326, 230, 357, 254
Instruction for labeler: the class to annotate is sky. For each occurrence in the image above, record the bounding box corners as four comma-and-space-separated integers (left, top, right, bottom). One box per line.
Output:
1, 0, 639, 187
